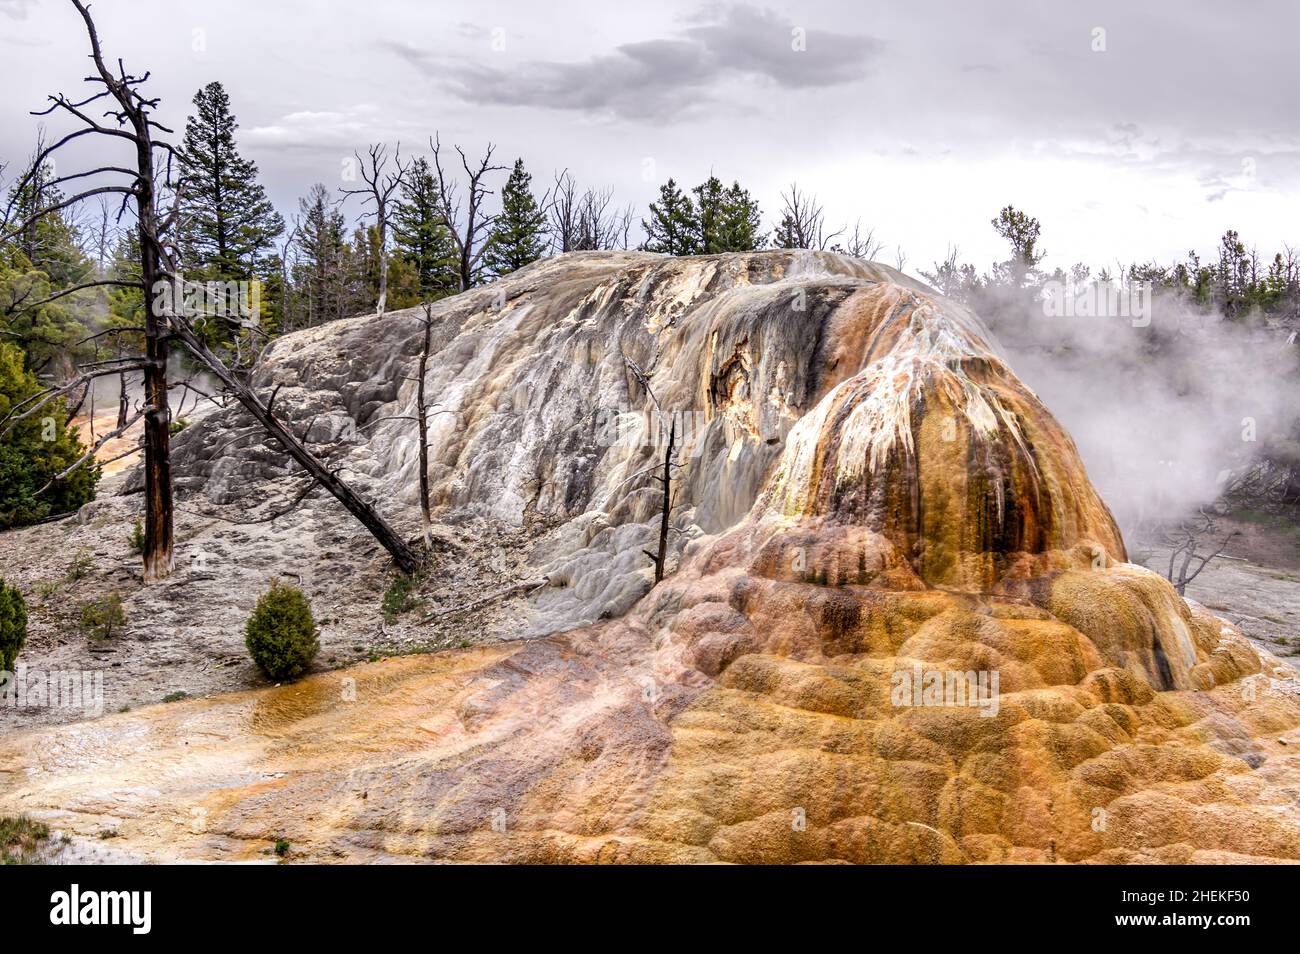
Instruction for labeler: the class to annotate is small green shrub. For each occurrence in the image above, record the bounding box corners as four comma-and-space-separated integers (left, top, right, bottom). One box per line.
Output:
65, 550, 93, 583
128, 519, 145, 555
245, 581, 318, 681
169, 417, 189, 436
80, 593, 126, 640
162, 691, 188, 703
381, 572, 422, 622
274, 839, 290, 857
0, 579, 26, 671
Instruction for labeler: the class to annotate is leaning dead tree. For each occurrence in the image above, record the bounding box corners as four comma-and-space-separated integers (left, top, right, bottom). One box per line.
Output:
340, 142, 408, 316
165, 314, 422, 572
2, 0, 422, 577
429, 134, 505, 291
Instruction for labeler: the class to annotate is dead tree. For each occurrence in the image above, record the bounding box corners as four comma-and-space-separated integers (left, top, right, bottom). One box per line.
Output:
415, 301, 436, 550
1161, 511, 1238, 596
575, 186, 633, 251
3, 0, 423, 576
621, 354, 683, 584
429, 134, 505, 290
835, 220, 883, 260
547, 171, 631, 253
0, 0, 183, 579
340, 143, 408, 316
548, 170, 579, 253
165, 311, 422, 572
775, 183, 842, 251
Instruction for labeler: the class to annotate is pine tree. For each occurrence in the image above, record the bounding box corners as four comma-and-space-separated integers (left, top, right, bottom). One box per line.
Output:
719, 181, 765, 251
179, 81, 284, 281
693, 176, 727, 254
772, 215, 800, 249
641, 179, 699, 256
691, 176, 764, 253
392, 157, 458, 299
990, 205, 1044, 289
483, 158, 548, 277
0, 340, 100, 527
290, 184, 350, 327
5, 158, 88, 289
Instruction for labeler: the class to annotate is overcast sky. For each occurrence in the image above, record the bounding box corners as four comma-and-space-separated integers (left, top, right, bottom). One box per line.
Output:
2, 0, 1298, 272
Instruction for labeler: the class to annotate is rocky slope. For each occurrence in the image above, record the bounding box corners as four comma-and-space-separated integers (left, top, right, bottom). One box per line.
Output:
2, 250, 1298, 863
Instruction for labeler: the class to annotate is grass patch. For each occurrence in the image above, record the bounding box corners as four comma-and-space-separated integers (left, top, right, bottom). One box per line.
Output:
65, 551, 94, 583
0, 814, 51, 865
381, 572, 424, 622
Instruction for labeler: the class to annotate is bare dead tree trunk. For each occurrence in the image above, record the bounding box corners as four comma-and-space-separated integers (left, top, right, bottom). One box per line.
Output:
75, 0, 174, 579
340, 143, 407, 316
651, 416, 675, 583
166, 311, 421, 573
117, 370, 129, 429
1161, 512, 1238, 596
776, 183, 843, 251
623, 354, 680, 586
416, 302, 434, 550
0, 3, 176, 580
136, 145, 174, 581
430, 134, 505, 291
548, 169, 578, 253
5, 2, 423, 579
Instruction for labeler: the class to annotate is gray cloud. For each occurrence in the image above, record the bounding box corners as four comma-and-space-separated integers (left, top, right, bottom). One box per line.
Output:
0, 0, 36, 20
385, 5, 882, 121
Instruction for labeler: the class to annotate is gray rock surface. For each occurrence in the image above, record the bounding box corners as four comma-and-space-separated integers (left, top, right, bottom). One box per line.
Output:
162, 250, 964, 637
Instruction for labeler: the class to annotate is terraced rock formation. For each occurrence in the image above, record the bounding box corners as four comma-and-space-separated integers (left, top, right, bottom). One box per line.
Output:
3, 251, 1297, 863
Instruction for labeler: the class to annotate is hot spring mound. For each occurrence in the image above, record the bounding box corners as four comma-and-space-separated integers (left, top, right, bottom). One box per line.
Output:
2, 251, 1298, 863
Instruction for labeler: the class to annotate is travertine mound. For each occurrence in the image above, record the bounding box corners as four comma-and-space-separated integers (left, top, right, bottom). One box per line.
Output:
4, 251, 1299, 863
161, 250, 1123, 630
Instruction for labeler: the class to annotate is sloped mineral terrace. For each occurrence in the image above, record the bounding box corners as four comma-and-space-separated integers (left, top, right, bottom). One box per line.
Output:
2, 250, 1299, 863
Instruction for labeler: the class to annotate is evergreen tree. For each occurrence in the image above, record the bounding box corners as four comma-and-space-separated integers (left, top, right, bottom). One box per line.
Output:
719, 181, 765, 251
692, 176, 764, 253
990, 205, 1044, 288
179, 81, 284, 280
641, 179, 699, 255
0, 340, 100, 527
392, 157, 458, 298
5, 158, 88, 289
693, 176, 727, 254
290, 184, 350, 327
771, 215, 800, 250
483, 158, 548, 277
